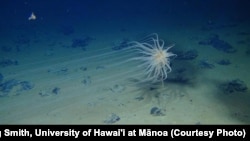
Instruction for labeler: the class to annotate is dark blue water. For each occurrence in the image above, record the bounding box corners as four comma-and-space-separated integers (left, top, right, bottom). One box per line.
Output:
1, 0, 250, 28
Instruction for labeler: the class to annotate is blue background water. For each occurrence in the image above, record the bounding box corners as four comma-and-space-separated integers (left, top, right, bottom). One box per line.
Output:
1, 0, 250, 28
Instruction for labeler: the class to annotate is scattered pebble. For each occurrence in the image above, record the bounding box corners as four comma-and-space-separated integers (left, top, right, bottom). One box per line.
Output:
81, 76, 91, 86
19, 81, 34, 91
0, 58, 18, 67
71, 37, 94, 50
135, 96, 144, 101
199, 60, 215, 69
175, 49, 198, 60
0, 79, 19, 93
110, 84, 125, 93
47, 67, 68, 75
198, 34, 237, 53
52, 87, 60, 94
96, 65, 105, 70
150, 107, 165, 116
80, 66, 87, 71
104, 113, 120, 124
38, 90, 51, 97
111, 38, 130, 50
217, 59, 231, 65
232, 112, 250, 122
39, 87, 60, 97
219, 79, 248, 94
0, 79, 34, 97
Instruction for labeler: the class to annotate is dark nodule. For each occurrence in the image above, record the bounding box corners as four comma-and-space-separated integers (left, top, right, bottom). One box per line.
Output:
52, 87, 60, 94
104, 113, 120, 124
150, 107, 165, 116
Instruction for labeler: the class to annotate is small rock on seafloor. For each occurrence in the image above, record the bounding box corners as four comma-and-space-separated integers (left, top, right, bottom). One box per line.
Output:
103, 113, 120, 124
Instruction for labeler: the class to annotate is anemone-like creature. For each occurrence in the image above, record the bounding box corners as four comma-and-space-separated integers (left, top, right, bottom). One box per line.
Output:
129, 33, 176, 83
